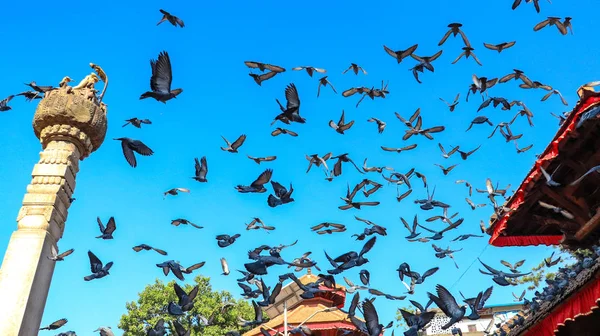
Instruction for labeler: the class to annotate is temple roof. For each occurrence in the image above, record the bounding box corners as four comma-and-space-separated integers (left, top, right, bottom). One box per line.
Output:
264, 272, 347, 318
244, 300, 360, 336
487, 84, 600, 248
494, 254, 600, 336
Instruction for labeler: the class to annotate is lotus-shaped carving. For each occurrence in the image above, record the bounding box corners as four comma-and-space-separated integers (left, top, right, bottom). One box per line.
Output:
33, 86, 107, 159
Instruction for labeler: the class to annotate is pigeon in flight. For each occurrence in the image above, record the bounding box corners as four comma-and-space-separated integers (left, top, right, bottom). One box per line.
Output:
427, 284, 465, 329
40, 318, 68, 330
157, 9, 184, 27
94, 326, 115, 336
268, 181, 295, 207
216, 234, 241, 248
122, 118, 152, 128
84, 251, 113, 281
221, 134, 247, 153
273, 83, 304, 125
114, 138, 154, 168
236, 169, 273, 193
140, 51, 183, 103
0, 95, 14, 112
48, 248, 74, 261
96, 217, 116, 239
147, 318, 167, 336
132, 244, 167, 255
192, 156, 208, 182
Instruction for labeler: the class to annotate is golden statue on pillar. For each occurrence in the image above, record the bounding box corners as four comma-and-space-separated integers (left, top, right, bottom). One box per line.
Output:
0, 63, 108, 335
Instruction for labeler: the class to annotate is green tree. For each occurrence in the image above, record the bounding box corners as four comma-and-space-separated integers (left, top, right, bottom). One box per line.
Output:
119, 275, 254, 336
516, 246, 594, 290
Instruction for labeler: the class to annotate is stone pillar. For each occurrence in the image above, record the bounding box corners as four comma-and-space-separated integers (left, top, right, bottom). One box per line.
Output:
0, 68, 108, 336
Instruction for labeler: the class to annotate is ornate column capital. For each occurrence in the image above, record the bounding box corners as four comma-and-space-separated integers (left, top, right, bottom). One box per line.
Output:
32, 72, 108, 160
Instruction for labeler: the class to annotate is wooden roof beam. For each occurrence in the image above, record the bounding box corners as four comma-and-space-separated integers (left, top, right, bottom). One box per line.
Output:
539, 184, 590, 227
575, 207, 600, 241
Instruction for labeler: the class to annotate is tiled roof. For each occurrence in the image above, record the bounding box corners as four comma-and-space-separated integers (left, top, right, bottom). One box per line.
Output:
244, 301, 358, 336
496, 256, 600, 336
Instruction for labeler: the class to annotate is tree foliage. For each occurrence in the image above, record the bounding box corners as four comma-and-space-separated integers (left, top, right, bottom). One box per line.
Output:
119, 275, 253, 336
516, 246, 593, 290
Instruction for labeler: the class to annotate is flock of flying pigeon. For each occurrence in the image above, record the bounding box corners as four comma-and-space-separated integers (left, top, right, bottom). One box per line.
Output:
4, 1, 599, 336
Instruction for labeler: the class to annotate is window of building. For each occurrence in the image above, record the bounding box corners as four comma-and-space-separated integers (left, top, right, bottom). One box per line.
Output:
468, 324, 477, 332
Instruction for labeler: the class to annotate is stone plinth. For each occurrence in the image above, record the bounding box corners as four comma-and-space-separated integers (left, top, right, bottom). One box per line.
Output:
0, 69, 107, 335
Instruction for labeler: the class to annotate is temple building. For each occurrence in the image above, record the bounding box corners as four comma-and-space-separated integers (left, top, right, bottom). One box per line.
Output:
424, 303, 523, 335
485, 84, 600, 335
243, 270, 367, 336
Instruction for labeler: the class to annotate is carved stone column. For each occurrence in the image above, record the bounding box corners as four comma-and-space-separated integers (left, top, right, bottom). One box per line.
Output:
0, 68, 108, 336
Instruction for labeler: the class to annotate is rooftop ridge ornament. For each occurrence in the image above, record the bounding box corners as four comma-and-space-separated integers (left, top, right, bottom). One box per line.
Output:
0, 63, 108, 335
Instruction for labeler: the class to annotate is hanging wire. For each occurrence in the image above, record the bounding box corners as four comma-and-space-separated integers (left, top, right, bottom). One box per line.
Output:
449, 243, 490, 291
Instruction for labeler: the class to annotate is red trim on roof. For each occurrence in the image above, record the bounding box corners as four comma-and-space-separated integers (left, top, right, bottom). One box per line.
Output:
489, 96, 600, 247
271, 321, 358, 332
491, 235, 563, 247
522, 276, 600, 336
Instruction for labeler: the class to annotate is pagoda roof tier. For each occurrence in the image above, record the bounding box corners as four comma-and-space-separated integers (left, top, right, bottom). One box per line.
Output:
243, 299, 366, 336
494, 254, 600, 336
487, 84, 600, 249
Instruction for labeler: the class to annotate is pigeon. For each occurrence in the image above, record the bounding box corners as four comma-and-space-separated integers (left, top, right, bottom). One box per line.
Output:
244, 61, 286, 73
221, 134, 247, 153
438, 23, 470, 47
114, 138, 154, 168
367, 118, 386, 133
192, 156, 208, 182
94, 327, 115, 336
40, 318, 68, 330
401, 215, 421, 240
217, 234, 241, 248
273, 83, 305, 124
427, 284, 466, 329
96, 217, 116, 239
478, 259, 530, 286
163, 187, 190, 198
139, 51, 183, 102
271, 128, 298, 137
249, 71, 279, 86
513, 289, 526, 302
248, 155, 277, 165
236, 169, 273, 193
156, 260, 186, 281
343, 63, 367, 75
268, 181, 295, 207
171, 321, 190, 336
171, 218, 203, 229
326, 236, 376, 274
483, 41, 516, 53
122, 118, 152, 128
317, 76, 337, 97
55, 332, 77, 336
500, 259, 526, 273
0, 95, 15, 111
359, 269, 370, 286
292, 66, 326, 77
48, 248, 74, 261
173, 282, 199, 312
408, 267, 439, 284
132, 244, 167, 255
329, 110, 355, 134
383, 44, 419, 63
147, 318, 167, 336
84, 251, 113, 281
157, 9, 184, 27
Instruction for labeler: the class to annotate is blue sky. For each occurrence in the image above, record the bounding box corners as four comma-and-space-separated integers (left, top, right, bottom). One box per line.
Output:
0, 0, 598, 334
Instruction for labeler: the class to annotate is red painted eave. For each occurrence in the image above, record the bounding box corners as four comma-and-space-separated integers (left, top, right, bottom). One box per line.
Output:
488, 88, 600, 247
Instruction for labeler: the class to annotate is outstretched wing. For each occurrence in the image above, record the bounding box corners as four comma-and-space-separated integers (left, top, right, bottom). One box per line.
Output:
151, 51, 173, 93
105, 217, 116, 235
359, 236, 377, 256
285, 83, 300, 110
88, 251, 103, 273
251, 169, 273, 188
